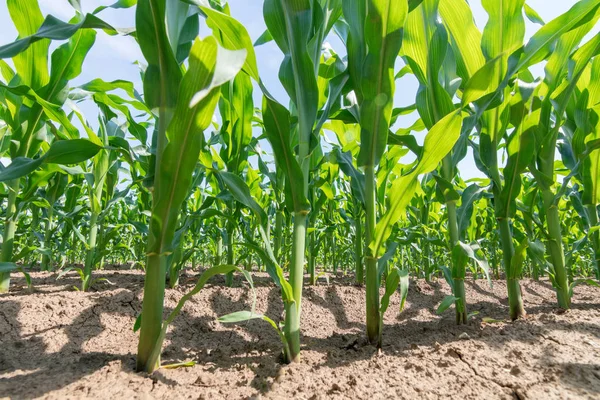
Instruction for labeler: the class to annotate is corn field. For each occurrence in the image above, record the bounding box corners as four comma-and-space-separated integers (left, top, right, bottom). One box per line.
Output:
1, 0, 600, 398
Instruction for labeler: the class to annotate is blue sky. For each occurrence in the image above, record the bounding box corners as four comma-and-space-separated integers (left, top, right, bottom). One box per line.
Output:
0, 0, 593, 180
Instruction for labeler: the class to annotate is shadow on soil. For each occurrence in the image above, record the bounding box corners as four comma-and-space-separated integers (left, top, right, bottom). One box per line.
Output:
1, 273, 600, 398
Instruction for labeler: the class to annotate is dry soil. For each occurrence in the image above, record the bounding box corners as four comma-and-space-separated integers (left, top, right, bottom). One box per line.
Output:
1, 268, 600, 399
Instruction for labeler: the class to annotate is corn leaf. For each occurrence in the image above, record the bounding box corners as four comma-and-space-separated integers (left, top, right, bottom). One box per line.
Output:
262, 96, 310, 213
0, 139, 103, 182
371, 111, 464, 256
0, 13, 115, 60
201, 6, 259, 81
345, 0, 408, 168
7, 0, 49, 90
136, 0, 181, 111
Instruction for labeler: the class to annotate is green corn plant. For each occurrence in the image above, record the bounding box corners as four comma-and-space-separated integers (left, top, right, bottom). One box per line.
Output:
79, 119, 110, 291
134, 0, 246, 373
561, 58, 600, 279
217, 72, 254, 286
260, 97, 310, 362
39, 173, 68, 271
0, 0, 113, 291
198, 2, 312, 361
212, 167, 297, 361
256, 152, 287, 263
342, 0, 473, 344
201, 0, 345, 361
308, 154, 336, 285
209, 94, 345, 364
259, 0, 342, 360
440, 0, 600, 316
403, 0, 489, 324
525, 5, 600, 309
328, 121, 365, 283
57, 174, 86, 267
341, 0, 410, 344
198, 171, 227, 270
439, 0, 530, 320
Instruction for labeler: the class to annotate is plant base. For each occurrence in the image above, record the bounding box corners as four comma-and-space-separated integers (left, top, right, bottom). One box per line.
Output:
507, 278, 526, 320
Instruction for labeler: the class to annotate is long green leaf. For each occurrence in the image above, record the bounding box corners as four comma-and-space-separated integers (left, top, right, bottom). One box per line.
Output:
150, 37, 245, 252
0, 139, 103, 182
371, 111, 464, 256
7, 0, 49, 90
0, 14, 115, 59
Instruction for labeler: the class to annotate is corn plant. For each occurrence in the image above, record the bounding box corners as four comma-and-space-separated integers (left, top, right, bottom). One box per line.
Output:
438, 0, 600, 316
341, 0, 475, 344
216, 72, 254, 286
133, 0, 247, 372
200, 0, 345, 362
517, 1, 600, 309
0, 0, 113, 291
562, 59, 600, 279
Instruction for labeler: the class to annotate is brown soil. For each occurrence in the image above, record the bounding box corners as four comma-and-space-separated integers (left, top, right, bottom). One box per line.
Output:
1, 269, 600, 399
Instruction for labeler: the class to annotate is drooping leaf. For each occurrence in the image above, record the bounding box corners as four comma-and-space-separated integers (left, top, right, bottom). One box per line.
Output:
0, 139, 103, 182
0, 14, 115, 59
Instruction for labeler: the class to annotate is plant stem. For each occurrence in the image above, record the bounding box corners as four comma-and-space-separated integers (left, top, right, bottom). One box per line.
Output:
308, 186, 316, 285
0, 179, 19, 293
442, 156, 466, 324
585, 204, 600, 280
454, 277, 467, 324
332, 232, 337, 273
355, 206, 364, 284
136, 252, 167, 372
448, 199, 467, 324
215, 234, 223, 266
70, 230, 76, 267
30, 206, 40, 267
168, 241, 182, 289
364, 165, 380, 345
225, 224, 234, 287
308, 239, 316, 285
136, 86, 174, 372
274, 210, 283, 260
82, 211, 99, 291
543, 189, 570, 309
507, 277, 524, 319
498, 217, 526, 319
41, 207, 54, 271
284, 211, 307, 362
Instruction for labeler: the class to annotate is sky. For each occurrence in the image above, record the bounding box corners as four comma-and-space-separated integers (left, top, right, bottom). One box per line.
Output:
0, 0, 595, 180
